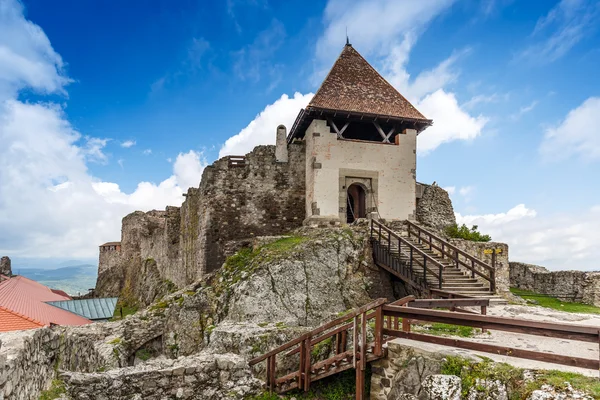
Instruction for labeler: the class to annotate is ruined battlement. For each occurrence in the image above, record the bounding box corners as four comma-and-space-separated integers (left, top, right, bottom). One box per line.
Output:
96, 144, 306, 306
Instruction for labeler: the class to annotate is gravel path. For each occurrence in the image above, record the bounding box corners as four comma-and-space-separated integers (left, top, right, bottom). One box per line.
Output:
454, 304, 600, 377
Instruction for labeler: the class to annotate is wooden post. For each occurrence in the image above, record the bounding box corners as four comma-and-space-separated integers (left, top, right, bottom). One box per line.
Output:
481, 306, 487, 334
298, 338, 305, 390
341, 329, 347, 353
353, 316, 358, 369
266, 355, 272, 391
374, 305, 383, 357
304, 336, 311, 392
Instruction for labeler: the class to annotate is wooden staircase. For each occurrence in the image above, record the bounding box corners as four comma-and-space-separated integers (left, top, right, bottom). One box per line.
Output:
371, 220, 505, 303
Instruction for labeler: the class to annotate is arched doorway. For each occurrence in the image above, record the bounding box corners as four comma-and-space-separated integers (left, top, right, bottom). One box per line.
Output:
347, 184, 367, 223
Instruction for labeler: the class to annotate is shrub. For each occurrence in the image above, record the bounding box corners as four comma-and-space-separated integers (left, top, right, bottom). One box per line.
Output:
445, 224, 491, 242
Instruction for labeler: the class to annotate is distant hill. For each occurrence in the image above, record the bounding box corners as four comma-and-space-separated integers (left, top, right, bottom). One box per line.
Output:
18, 264, 97, 296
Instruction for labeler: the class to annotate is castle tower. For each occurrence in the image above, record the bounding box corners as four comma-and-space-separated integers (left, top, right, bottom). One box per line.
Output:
287, 44, 432, 224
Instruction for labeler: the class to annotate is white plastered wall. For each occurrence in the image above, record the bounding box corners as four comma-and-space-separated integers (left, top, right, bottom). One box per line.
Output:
304, 119, 416, 222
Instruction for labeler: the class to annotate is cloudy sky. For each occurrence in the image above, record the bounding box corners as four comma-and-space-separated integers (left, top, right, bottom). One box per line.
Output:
1, 0, 599, 270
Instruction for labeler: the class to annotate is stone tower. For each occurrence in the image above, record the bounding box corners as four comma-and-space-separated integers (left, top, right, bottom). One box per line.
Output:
286, 44, 432, 225
0, 256, 12, 276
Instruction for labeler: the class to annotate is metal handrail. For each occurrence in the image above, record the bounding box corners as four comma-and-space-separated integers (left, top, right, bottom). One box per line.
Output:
371, 219, 445, 286
405, 221, 495, 291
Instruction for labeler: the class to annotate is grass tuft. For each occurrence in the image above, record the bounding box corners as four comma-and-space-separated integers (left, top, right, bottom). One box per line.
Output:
510, 288, 600, 314
39, 379, 66, 400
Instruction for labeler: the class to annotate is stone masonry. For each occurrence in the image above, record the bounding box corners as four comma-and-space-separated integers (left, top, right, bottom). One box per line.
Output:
95, 144, 306, 306
510, 262, 600, 306
0, 256, 11, 276
416, 184, 456, 231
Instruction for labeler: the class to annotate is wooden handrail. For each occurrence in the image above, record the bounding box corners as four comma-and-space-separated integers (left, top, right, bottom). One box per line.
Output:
405, 221, 495, 291
383, 305, 600, 342
371, 219, 444, 281
248, 298, 387, 365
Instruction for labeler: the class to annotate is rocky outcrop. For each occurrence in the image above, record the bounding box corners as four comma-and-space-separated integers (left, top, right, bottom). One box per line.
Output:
370, 339, 596, 400
1, 226, 392, 399
416, 184, 456, 231
95, 145, 306, 307
0, 256, 11, 276
510, 262, 600, 306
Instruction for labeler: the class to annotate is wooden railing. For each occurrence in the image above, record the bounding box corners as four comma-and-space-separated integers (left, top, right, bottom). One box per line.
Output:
371, 219, 445, 290
406, 221, 496, 292
248, 298, 392, 396
251, 296, 600, 399
383, 304, 600, 370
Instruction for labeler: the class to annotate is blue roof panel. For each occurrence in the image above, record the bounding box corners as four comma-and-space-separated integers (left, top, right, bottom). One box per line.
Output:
46, 298, 118, 320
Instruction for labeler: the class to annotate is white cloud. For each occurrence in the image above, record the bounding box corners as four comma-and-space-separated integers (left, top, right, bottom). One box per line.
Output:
0, 1, 206, 259
315, 0, 455, 77
540, 96, 600, 161
143, 149, 152, 155
444, 186, 456, 195
417, 90, 488, 154
510, 100, 538, 120
82, 137, 110, 164
219, 92, 313, 158
173, 150, 207, 190
456, 204, 600, 271
519, 0, 600, 63
314, 0, 486, 154
0, 0, 71, 100
120, 140, 136, 148
463, 92, 509, 109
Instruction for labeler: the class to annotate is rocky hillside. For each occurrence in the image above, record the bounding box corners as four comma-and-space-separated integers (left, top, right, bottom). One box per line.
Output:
1, 226, 393, 399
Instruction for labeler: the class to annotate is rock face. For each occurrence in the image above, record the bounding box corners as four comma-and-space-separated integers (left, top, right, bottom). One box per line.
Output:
416, 184, 456, 231
421, 375, 461, 400
0, 256, 11, 276
510, 262, 600, 306
95, 145, 306, 306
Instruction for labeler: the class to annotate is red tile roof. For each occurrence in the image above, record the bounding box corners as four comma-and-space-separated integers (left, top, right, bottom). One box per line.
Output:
0, 306, 43, 332
309, 45, 429, 122
0, 275, 91, 331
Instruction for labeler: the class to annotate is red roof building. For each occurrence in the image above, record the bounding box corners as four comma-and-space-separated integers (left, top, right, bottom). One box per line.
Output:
0, 275, 91, 332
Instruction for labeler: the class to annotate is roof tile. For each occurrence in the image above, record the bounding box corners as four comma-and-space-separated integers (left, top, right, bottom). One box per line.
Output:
308, 45, 428, 121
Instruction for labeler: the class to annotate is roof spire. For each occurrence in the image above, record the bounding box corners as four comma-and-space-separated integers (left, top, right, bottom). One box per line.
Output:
346, 26, 350, 46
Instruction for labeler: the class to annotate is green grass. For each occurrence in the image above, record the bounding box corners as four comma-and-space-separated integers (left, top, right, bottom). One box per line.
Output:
264, 235, 309, 253
415, 322, 475, 338
530, 370, 600, 398
110, 304, 138, 321
39, 379, 66, 400
249, 368, 366, 400
135, 348, 152, 361
510, 288, 600, 314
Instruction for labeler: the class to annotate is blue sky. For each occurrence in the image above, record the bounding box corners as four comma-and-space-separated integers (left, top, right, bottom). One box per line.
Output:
0, 0, 599, 270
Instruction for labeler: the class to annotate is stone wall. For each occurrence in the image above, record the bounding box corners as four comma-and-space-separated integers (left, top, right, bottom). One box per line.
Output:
95, 144, 306, 306
510, 262, 600, 306
0, 327, 109, 400
415, 184, 455, 231
0, 256, 11, 276
60, 353, 262, 400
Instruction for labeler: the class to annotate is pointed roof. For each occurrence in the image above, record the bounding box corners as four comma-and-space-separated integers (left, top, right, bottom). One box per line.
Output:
288, 44, 431, 141
309, 44, 428, 121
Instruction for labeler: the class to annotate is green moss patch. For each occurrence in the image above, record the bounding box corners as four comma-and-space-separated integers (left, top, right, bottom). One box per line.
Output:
414, 323, 475, 338
39, 379, 66, 400
441, 356, 600, 399
250, 367, 368, 399
510, 288, 600, 314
